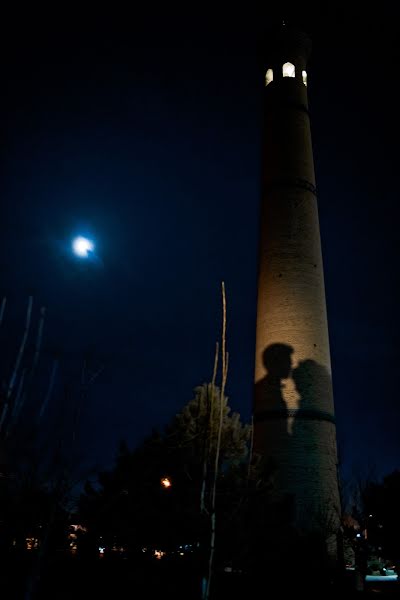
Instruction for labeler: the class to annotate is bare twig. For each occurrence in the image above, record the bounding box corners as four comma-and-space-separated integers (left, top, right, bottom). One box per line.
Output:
0, 296, 33, 431
31, 307, 46, 376
12, 306, 47, 429
0, 296, 6, 328
38, 359, 59, 421
9, 367, 27, 425
211, 342, 219, 388
200, 342, 219, 514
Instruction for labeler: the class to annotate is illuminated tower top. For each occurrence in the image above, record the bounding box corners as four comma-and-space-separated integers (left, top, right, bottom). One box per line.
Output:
264, 25, 311, 87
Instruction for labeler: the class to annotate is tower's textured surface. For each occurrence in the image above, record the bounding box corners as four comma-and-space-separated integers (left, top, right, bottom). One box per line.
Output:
254, 27, 341, 546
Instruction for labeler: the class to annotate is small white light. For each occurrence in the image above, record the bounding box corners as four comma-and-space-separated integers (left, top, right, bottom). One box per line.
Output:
72, 236, 94, 258
265, 68, 274, 86
282, 62, 295, 78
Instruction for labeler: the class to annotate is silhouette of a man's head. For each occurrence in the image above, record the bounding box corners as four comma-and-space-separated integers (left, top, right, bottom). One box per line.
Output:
262, 343, 294, 379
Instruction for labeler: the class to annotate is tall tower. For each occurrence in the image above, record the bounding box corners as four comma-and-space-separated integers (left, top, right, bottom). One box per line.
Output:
253, 26, 341, 555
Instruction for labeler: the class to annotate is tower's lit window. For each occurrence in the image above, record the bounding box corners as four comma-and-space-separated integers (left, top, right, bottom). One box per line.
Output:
282, 62, 295, 78
265, 68, 273, 86
302, 70, 307, 86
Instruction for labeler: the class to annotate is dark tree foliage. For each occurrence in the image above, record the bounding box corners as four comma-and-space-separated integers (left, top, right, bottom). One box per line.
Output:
78, 383, 254, 564
0, 426, 70, 557
362, 469, 400, 561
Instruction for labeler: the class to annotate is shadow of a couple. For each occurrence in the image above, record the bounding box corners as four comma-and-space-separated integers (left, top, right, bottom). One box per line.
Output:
254, 342, 333, 425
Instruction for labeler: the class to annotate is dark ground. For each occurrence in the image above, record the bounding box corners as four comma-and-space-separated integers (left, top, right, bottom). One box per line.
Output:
2, 554, 400, 599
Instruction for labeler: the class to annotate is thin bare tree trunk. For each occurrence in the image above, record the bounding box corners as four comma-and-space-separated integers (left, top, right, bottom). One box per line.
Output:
211, 343, 219, 387
38, 359, 58, 421
200, 343, 219, 514
9, 367, 27, 424
204, 282, 229, 600
10, 306, 47, 431
0, 296, 6, 328
31, 306, 46, 375
0, 296, 33, 431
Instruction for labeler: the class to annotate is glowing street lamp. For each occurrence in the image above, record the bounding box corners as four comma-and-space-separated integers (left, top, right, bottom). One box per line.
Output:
161, 477, 171, 489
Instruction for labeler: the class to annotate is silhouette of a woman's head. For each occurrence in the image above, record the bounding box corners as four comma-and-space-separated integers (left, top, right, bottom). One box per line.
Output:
292, 359, 332, 408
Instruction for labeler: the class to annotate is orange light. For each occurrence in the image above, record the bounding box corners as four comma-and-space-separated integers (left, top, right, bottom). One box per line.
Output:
26, 537, 39, 550
161, 477, 172, 488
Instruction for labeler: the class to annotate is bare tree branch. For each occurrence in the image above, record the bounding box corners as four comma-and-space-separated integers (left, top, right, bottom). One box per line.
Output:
0, 296, 33, 431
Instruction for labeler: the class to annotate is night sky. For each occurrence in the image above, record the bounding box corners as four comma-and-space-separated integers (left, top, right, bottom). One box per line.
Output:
0, 7, 398, 484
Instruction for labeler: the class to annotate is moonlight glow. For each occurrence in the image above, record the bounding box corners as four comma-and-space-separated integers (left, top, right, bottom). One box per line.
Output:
72, 236, 94, 258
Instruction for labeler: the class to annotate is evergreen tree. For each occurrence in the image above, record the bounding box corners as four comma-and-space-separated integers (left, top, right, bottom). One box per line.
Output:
78, 383, 251, 559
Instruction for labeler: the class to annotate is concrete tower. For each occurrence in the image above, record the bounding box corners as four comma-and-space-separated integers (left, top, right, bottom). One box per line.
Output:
253, 26, 341, 553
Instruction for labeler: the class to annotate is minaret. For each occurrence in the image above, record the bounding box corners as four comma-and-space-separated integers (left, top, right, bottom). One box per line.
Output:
253, 25, 341, 558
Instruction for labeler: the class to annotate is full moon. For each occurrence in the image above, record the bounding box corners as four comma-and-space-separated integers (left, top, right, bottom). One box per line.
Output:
72, 236, 94, 258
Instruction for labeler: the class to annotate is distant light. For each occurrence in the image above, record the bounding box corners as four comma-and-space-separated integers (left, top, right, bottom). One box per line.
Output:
282, 62, 295, 78
161, 477, 171, 488
356, 533, 361, 538
265, 68, 274, 86
369, 514, 373, 518
72, 236, 94, 258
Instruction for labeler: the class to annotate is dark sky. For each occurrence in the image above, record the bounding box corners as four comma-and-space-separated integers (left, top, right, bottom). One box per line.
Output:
0, 7, 398, 484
